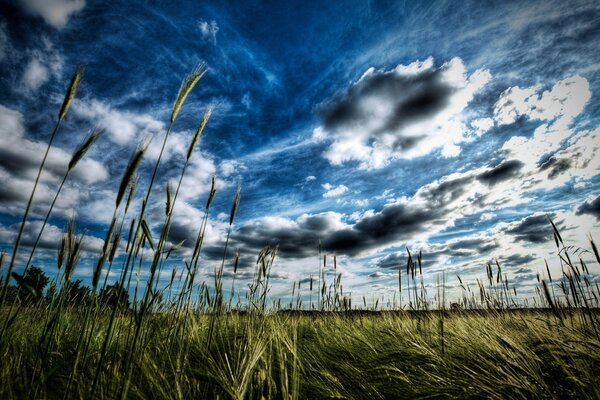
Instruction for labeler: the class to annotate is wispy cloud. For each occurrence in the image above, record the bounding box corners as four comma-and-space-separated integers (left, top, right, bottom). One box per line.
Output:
198, 19, 219, 45
322, 183, 348, 198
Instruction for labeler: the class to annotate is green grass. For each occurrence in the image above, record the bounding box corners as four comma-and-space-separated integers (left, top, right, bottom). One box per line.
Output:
1, 308, 599, 399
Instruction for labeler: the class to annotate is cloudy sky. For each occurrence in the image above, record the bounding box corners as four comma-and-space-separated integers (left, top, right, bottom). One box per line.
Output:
1, 0, 599, 306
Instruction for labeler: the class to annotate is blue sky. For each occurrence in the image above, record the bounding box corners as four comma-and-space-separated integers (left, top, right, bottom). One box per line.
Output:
1, 0, 599, 306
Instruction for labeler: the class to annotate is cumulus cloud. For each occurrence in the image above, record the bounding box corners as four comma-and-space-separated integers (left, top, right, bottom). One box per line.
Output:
476, 160, 524, 186
322, 183, 348, 198
503, 213, 561, 244
0, 220, 103, 256
0, 104, 109, 217
373, 234, 501, 272
576, 196, 600, 220
494, 75, 590, 128
315, 57, 491, 169
198, 20, 219, 45
470, 117, 494, 134
227, 97, 599, 260
73, 99, 164, 146
228, 173, 475, 259
19, 0, 86, 29
496, 76, 592, 171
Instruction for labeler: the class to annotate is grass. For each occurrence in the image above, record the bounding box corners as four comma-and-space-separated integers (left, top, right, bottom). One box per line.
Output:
1, 309, 599, 399
0, 64, 599, 399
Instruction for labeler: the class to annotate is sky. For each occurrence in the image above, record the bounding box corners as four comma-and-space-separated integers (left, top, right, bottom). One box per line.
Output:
1, 0, 599, 307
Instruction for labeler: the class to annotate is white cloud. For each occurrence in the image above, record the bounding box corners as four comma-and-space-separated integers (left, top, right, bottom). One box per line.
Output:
322, 183, 348, 198
73, 99, 165, 146
0, 104, 109, 218
480, 212, 496, 221
317, 57, 491, 169
470, 117, 494, 135
305, 175, 317, 182
497, 75, 593, 174
19, 0, 86, 29
21, 58, 49, 92
494, 75, 590, 130
175, 154, 218, 201
219, 160, 245, 178
198, 20, 219, 45
19, 39, 65, 94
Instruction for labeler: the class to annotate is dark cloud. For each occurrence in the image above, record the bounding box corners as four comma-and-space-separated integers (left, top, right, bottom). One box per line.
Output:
446, 238, 500, 256
576, 196, 600, 219
228, 202, 442, 259
539, 157, 572, 179
499, 254, 536, 267
505, 214, 556, 244
417, 175, 474, 208
229, 173, 478, 259
476, 160, 524, 186
372, 236, 500, 273
374, 252, 405, 270
317, 66, 456, 147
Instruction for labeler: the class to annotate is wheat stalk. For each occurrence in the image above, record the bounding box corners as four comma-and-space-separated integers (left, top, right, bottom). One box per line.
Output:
59, 65, 84, 120
171, 64, 207, 124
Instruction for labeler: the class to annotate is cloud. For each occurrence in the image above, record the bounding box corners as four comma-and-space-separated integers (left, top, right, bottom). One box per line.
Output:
498, 254, 536, 268
494, 75, 590, 129
305, 175, 316, 182
231, 212, 348, 259
198, 20, 219, 45
227, 164, 495, 261
227, 72, 599, 262
0, 104, 109, 217
504, 213, 559, 244
496, 76, 592, 174
322, 183, 348, 198
576, 196, 600, 220
18, 38, 64, 94
470, 117, 494, 134
315, 57, 491, 169
72, 99, 164, 146
19, 0, 86, 29
476, 160, 524, 186
175, 154, 218, 201
21, 58, 49, 92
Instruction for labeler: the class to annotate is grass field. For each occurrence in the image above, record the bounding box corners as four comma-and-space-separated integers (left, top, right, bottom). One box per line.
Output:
1, 66, 599, 399
2, 308, 599, 399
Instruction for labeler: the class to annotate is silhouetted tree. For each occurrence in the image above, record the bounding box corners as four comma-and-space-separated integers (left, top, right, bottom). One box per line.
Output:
99, 283, 130, 309
64, 279, 92, 306
11, 266, 49, 304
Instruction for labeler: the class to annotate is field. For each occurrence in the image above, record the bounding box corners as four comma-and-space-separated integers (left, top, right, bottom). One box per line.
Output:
1, 307, 599, 399
1, 65, 600, 399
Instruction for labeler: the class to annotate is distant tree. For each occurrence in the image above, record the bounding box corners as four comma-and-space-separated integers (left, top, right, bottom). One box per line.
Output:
12, 266, 49, 304
64, 279, 92, 306
99, 283, 130, 309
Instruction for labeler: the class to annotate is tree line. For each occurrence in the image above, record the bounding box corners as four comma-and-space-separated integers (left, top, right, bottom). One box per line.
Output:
1, 266, 130, 309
